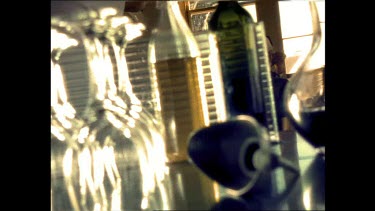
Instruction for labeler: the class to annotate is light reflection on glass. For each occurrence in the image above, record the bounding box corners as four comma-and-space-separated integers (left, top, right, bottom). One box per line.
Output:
124, 128, 131, 139
51, 29, 78, 52
303, 186, 312, 210
196, 57, 210, 126
51, 29, 79, 132
77, 126, 89, 144
141, 197, 149, 210
99, 7, 117, 18
52, 5, 171, 210
63, 148, 73, 177
111, 180, 122, 210
176, 173, 186, 200
106, 111, 123, 129
208, 33, 227, 122
51, 126, 65, 141
288, 94, 301, 122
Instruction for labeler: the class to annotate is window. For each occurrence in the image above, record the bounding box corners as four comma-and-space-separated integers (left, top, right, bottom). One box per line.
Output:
278, 1, 325, 74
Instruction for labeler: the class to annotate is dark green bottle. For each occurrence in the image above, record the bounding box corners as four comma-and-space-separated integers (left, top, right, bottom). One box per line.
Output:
208, 1, 264, 124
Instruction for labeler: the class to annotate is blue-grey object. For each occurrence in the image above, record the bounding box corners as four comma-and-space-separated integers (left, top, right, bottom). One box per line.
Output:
187, 115, 299, 196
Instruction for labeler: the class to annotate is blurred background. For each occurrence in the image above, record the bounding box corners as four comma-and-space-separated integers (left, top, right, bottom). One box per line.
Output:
51, 0, 325, 122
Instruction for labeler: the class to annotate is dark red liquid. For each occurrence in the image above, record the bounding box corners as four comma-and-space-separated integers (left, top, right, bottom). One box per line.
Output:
289, 110, 326, 148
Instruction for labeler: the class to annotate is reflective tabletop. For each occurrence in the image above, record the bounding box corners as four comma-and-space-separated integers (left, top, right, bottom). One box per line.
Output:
162, 130, 325, 210
51, 130, 325, 210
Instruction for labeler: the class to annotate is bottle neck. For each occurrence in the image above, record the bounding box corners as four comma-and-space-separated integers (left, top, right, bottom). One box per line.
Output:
156, 1, 185, 31
149, 1, 200, 62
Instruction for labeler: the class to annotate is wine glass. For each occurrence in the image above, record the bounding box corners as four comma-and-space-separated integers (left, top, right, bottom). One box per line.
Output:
283, 0, 325, 156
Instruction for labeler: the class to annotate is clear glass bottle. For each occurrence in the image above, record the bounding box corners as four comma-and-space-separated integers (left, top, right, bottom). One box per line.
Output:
208, 1, 279, 141
148, 1, 209, 163
51, 4, 169, 210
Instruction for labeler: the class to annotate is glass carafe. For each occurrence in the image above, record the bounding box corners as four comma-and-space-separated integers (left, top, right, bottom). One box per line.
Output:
51, 3, 169, 210
283, 0, 325, 156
